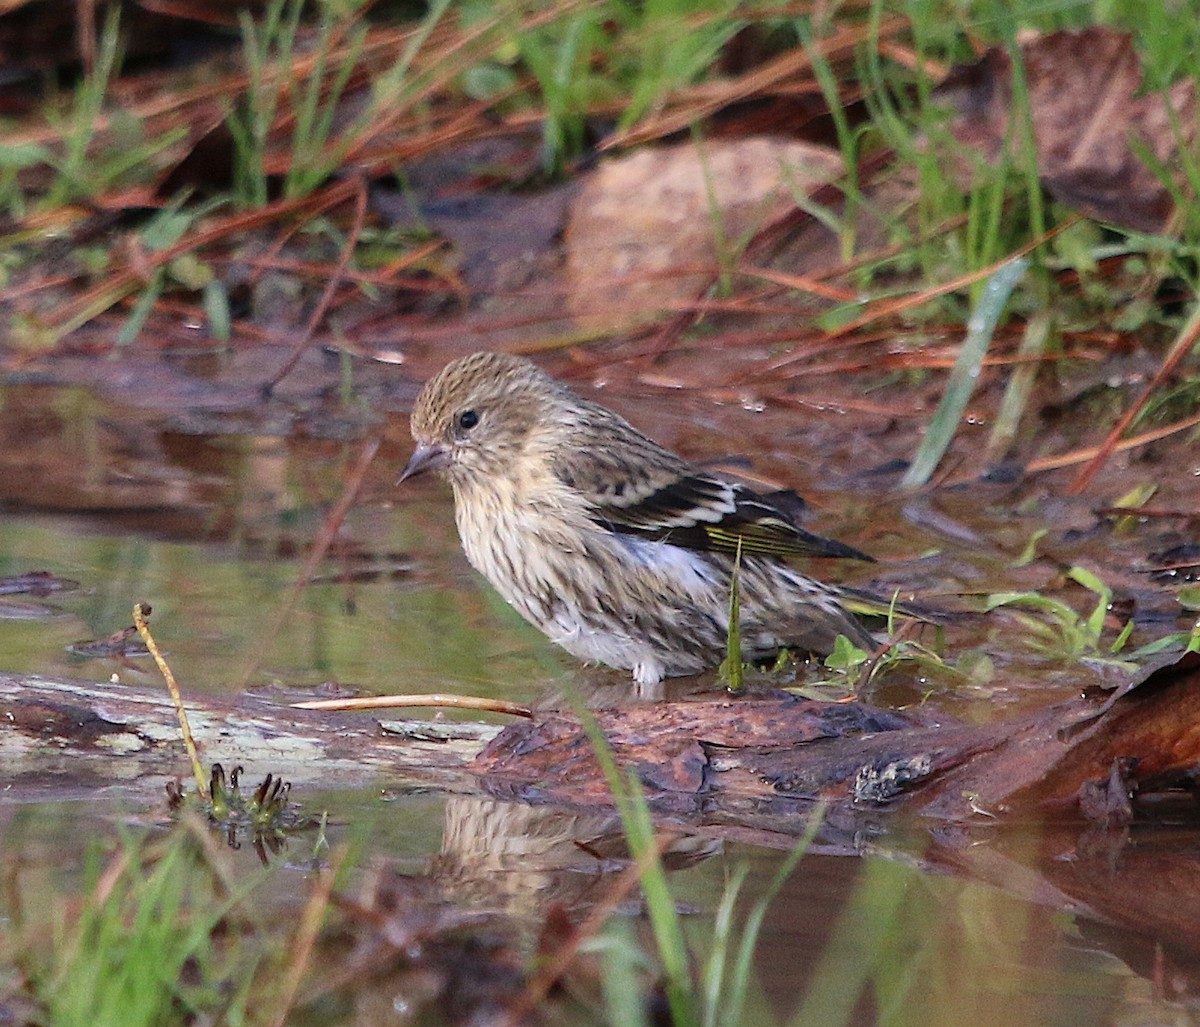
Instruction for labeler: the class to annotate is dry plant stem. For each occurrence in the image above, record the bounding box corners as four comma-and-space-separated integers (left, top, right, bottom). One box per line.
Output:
797, 205, 975, 288
211, 236, 443, 288
45, 845, 134, 994
857, 618, 923, 694
46, 178, 363, 335
501, 830, 683, 1027
75, 0, 97, 75
740, 266, 858, 303
603, 14, 908, 149
826, 216, 1080, 339
638, 303, 724, 366
133, 602, 208, 798
90, 847, 135, 912
269, 845, 347, 1027
339, 2, 598, 166
1026, 408, 1200, 473
635, 152, 900, 369
267, 174, 369, 391
179, 813, 240, 896
234, 432, 382, 689
291, 693, 533, 717
0, 271, 74, 303
5, 19, 465, 155
1068, 297, 1200, 492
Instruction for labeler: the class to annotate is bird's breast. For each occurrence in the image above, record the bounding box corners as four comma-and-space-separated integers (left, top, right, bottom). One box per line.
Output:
452, 479, 573, 615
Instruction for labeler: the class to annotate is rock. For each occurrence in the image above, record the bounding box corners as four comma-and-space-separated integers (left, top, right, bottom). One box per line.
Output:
564, 137, 843, 328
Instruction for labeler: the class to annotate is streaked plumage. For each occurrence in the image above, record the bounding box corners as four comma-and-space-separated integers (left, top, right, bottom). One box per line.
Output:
402, 351, 885, 686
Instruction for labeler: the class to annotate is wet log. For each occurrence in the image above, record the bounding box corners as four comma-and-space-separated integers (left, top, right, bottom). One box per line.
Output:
474, 650, 1200, 822
6, 650, 1200, 825
0, 672, 496, 803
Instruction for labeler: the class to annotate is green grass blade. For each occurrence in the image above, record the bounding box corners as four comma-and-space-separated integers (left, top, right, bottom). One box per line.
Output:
901, 256, 1029, 489
702, 863, 747, 1027
726, 809, 822, 1025
720, 537, 744, 694
574, 706, 696, 1024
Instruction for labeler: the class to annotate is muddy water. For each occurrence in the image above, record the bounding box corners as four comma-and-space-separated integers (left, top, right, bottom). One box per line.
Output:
1, 380, 1198, 1024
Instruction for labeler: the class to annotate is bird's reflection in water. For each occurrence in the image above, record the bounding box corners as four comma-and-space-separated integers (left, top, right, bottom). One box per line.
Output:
431, 794, 722, 927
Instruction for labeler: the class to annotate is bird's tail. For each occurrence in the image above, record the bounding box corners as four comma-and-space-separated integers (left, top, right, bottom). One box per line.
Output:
838, 585, 956, 629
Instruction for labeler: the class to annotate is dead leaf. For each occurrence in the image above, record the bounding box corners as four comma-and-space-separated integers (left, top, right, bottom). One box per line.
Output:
937, 27, 1194, 232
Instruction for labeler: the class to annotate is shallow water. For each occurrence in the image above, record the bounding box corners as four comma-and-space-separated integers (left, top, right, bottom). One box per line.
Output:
0, 447, 565, 707
0, 795, 1175, 1025
2, 380, 1199, 1024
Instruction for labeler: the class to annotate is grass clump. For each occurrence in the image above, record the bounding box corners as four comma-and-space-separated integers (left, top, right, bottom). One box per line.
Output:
586, 833, 815, 1027
11, 826, 275, 1027
567, 682, 823, 1026
986, 565, 1137, 666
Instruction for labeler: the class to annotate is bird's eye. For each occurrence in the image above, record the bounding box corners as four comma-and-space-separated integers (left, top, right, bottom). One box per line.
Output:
457, 409, 480, 432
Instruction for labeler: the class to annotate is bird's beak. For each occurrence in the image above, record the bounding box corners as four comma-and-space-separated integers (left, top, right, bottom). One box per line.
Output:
399, 442, 450, 483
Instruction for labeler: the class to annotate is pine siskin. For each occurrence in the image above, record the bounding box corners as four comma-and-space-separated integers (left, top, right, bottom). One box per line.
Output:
402, 351, 892, 688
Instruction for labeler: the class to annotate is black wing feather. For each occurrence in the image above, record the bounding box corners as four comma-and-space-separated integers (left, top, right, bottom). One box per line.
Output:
551, 408, 872, 562
592, 473, 874, 562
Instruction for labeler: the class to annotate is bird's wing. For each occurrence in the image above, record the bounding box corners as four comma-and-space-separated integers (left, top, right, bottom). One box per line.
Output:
553, 435, 872, 561
598, 473, 874, 561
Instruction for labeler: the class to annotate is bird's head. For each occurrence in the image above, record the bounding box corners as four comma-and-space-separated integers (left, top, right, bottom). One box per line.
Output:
401, 351, 566, 488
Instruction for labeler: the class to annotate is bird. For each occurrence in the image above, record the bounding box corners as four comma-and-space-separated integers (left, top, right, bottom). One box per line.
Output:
401, 350, 896, 688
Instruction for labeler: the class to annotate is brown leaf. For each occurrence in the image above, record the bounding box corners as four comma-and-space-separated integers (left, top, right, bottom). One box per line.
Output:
937, 27, 1194, 232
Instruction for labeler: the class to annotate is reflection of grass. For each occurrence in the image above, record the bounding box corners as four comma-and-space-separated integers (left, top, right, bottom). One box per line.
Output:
794, 857, 1037, 1027
574, 693, 822, 1026
1, 795, 1123, 1025
588, 836, 816, 1027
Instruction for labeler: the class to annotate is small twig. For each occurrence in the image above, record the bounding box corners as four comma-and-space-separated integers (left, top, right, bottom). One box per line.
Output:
233, 432, 382, 690
75, 0, 97, 75
292, 692, 532, 717
133, 602, 208, 798
45, 177, 364, 339
1027, 409, 1200, 473
265, 173, 370, 393
739, 265, 858, 303
1068, 296, 1200, 493
826, 216, 1079, 340
601, 15, 907, 150
268, 845, 347, 1027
